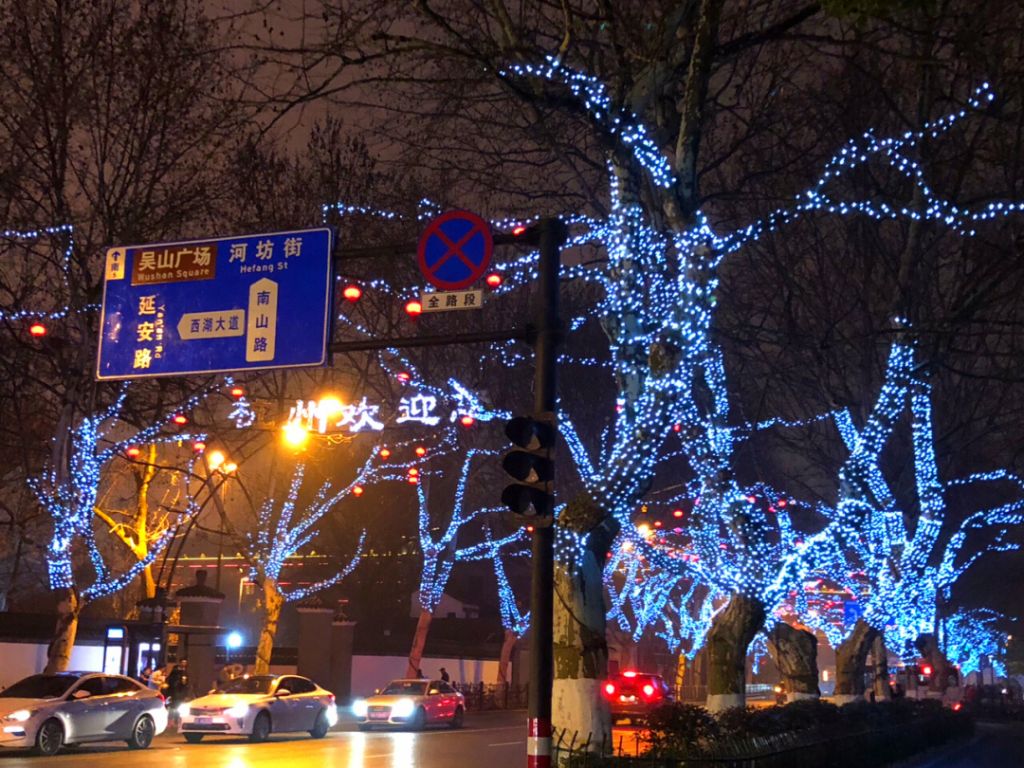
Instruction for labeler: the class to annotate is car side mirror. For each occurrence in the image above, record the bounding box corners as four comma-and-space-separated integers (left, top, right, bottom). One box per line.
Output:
428, 688, 440, 696
276, 689, 291, 697
72, 690, 91, 700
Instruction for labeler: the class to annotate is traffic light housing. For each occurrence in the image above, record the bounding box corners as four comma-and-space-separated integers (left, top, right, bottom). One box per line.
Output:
501, 413, 556, 521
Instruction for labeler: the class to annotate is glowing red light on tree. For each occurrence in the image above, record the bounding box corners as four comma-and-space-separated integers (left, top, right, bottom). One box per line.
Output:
404, 300, 422, 317
379, 448, 391, 459
512, 224, 527, 236
230, 387, 244, 398
672, 423, 681, 433
653, 520, 662, 528
460, 414, 475, 427
353, 485, 364, 497
193, 442, 206, 452
485, 273, 502, 288
673, 509, 684, 518
342, 284, 362, 302
408, 468, 419, 478
778, 498, 788, 508
126, 447, 141, 458
29, 323, 47, 337
396, 372, 411, 383
172, 414, 188, 425
526, 525, 535, 533
921, 665, 933, 676
415, 446, 426, 457
406, 475, 419, 485
746, 495, 757, 504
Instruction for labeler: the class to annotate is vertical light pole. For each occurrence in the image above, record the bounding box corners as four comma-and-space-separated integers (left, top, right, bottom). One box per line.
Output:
527, 218, 566, 768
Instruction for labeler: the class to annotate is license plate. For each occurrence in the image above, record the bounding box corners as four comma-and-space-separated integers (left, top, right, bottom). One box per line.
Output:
369, 712, 388, 720
196, 717, 212, 724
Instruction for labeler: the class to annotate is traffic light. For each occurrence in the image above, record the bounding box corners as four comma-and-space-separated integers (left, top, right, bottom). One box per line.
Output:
501, 413, 556, 521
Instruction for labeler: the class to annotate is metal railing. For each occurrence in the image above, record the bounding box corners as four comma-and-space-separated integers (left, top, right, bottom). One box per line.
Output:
452, 682, 529, 710
552, 712, 972, 767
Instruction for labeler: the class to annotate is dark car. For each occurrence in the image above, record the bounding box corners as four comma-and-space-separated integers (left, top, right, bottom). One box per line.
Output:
602, 671, 673, 722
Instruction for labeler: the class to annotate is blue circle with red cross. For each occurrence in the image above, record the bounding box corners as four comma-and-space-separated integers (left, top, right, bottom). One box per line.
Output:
417, 210, 494, 290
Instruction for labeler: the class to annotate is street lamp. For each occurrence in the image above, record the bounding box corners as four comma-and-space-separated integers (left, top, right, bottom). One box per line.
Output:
282, 422, 309, 449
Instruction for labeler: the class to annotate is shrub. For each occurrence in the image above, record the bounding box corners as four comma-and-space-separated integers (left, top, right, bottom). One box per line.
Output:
643, 702, 720, 756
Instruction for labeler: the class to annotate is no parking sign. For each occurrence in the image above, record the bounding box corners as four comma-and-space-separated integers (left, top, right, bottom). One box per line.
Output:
417, 210, 493, 290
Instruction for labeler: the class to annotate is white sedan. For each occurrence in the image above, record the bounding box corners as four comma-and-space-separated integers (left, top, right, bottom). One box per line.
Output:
179, 674, 337, 743
352, 679, 465, 730
0, 672, 168, 756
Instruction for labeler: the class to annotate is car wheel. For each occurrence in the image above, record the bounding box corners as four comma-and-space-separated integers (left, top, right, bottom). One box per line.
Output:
309, 709, 330, 739
184, 733, 204, 744
409, 707, 426, 731
34, 718, 64, 757
249, 711, 272, 743
127, 714, 156, 749
449, 706, 464, 729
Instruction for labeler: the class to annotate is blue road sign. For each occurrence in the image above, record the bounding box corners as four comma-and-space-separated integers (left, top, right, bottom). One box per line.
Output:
96, 227, 333, 380
417, 210, 493, 290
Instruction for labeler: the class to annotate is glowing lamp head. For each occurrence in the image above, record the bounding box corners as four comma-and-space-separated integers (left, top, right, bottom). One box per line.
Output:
172, 414, 188, 425
282, 423, 309, 449
404, 300, 422, 317
223, 462, 238, 474
460, 414, 475, 427
415, 446, 426, 457
226, 631, 243, 650
207, 450, 226, 470
318, 396, 343, 417
353, 485, 364, 497
28, 322, 47, 337
230, 387, 244, 398
342, 284, 362, 302
485, 273, 502, 288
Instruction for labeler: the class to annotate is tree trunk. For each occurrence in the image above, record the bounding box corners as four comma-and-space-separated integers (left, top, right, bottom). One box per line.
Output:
834, 619, 878, 704
406, 608, 432, 678
552, 514, 618, 751
674, 652, 687, 699
45, 589, 80, 674
705, 593, 765, 711
915, 633, 953, 696
497, 629, 517, 684
767, 622, 820, 701
254, 578, 284, 675
871, 635, 891, 701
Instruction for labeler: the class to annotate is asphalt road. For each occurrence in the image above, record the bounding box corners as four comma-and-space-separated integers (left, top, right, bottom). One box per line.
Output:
0, 710, 527, 767
897, 721, 1024, 767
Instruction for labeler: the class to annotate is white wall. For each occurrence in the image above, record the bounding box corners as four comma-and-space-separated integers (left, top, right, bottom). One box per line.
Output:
0, 642, 104, 689
350, 655, 503, 697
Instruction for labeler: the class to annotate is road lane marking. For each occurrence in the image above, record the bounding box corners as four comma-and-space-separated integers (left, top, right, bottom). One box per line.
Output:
488, 740, 523, 747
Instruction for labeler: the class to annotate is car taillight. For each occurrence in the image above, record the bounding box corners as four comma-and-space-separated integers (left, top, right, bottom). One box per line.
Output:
642, 684, 655, 697
329, 694, 335, 704
159, 694, 166, 705
603, 683, 616, 697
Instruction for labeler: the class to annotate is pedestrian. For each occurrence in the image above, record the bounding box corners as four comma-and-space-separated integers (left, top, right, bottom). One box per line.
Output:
139, 663, 153, 686
150, 664, 167, 692
439, 667, 450, 683
166, 659, 191, 709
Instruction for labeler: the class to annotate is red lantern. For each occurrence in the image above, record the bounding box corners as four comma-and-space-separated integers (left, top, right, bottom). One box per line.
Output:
404, 300, 422, 317
353, 485, 364, 497
126, 447, 141, 458
172, 414, 188, 425
460, 414, 475, 427
29, 323, 47, 337
415, 446, 426, 457
230, 387, 244, 398
485, 273, 502, 288
379, 448, 391, 459
343, 284, 362, 302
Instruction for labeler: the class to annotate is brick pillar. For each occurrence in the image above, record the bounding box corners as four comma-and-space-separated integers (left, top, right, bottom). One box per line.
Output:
174, 570, 225, 697
329, 620, 357, 703
296, 606, 334, 687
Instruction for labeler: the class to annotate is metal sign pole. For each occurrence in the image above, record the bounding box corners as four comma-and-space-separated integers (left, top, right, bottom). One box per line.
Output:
527, 218, 566, 768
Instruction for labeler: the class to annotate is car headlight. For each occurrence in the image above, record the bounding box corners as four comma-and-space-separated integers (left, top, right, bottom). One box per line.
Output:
351, 699, 368, 718
391, 698, 415, 718
225, 703, 249, 719
1, 710, 33, 723
177, 703, 191, 717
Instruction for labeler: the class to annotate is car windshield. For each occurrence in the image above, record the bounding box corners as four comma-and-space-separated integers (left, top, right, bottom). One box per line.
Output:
0, 674, 79, 699
381, 681, 428, 696
215, 676, 276, 695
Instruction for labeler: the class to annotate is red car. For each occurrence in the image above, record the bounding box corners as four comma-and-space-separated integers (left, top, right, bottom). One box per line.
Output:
603, 671, 672, 721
